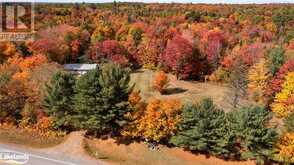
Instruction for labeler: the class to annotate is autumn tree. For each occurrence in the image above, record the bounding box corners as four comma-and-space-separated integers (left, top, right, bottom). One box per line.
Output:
247, 58, 270, 105
161, 34, 203, 80
0, 80, 27, 124
123, 99, 182, 142
137, 36, 160, 68
153, 71, 169, 94
275, 133, 294, 163
239, 43, 265, 67
91, 21, 115, 43
199, 28, 225, 70
0, 42, 18, 64
30, 25, 87, 64
267, 60, 294, 97
88, 40, 129, 66
271, 72, 294, 117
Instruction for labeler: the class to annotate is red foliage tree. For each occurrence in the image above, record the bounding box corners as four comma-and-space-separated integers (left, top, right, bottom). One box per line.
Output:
30, 25, 89, 64
239, 43, 265, 66
199, 29, 225, 69
88, 40, 129, 66
267, 60, 294, 97
161, 34, 203, 80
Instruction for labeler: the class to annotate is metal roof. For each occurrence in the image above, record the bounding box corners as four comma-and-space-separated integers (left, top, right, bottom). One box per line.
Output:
64, 64, 98, 71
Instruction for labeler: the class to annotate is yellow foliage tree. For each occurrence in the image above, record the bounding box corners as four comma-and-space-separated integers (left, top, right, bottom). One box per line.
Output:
271, 72, 294, 117
123, 99, 182, 142
248, 58, 270, 105
91, 21, 115, 43
275, 133, 294, 163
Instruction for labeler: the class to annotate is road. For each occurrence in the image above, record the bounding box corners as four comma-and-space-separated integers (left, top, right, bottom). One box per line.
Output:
0, 131, 103, 165
0, 143, 99, 165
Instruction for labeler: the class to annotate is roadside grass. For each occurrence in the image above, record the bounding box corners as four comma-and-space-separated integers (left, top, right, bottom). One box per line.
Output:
0, 126, 67, 148
84, 137, 254, 165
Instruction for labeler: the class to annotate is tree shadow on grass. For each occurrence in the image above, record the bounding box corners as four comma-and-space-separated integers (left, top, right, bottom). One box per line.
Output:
164, 88, 187, 95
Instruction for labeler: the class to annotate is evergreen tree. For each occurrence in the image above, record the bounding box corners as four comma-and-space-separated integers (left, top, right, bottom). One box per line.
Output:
98, 63, 132, 132
170, 98, 232, 158
44, 71, 76, 129
228, 106, 278, 164
74, 63, 132, 134
73, 68, 103, 133
266, 47, 285, 76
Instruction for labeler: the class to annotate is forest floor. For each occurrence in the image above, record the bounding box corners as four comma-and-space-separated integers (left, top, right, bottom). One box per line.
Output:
130, 69, 250, 112
84, 137, 255, 165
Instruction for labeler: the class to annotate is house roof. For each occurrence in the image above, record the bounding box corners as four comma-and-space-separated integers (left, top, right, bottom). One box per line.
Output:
64, 64, 98, 71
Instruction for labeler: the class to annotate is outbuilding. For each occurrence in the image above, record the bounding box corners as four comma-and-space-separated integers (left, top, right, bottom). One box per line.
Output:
64, 64, 98, 75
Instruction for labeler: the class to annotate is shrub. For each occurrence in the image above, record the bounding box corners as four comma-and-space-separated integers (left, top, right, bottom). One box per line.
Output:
43, 71, 76, 129
153, 71, 170, 94
170, 98, 232, 158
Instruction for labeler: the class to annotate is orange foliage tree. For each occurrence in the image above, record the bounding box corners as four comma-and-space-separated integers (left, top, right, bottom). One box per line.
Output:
123, 99, 182, 142
0, 42, 18, 64
153, 71, 170, 94
275, 133, 294, 163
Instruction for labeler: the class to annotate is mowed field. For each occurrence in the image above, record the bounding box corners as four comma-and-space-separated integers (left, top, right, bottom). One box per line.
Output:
130, 69, 249, 112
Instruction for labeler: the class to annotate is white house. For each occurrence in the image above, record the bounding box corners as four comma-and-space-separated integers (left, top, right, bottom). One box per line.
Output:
64, 64, 98, 75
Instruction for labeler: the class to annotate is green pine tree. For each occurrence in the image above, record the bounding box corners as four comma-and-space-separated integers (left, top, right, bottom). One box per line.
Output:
44, 71, 76, 129
170, 98, 232, 158
74, 63, 132, 135
266, 47, 285, 76
227, 106, 278, 164
73, 68, 103, 133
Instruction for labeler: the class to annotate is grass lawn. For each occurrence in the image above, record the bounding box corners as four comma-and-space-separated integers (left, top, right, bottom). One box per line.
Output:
130, 69, 250, 112
0, 126, 67, 148
84, 138, 254, 165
